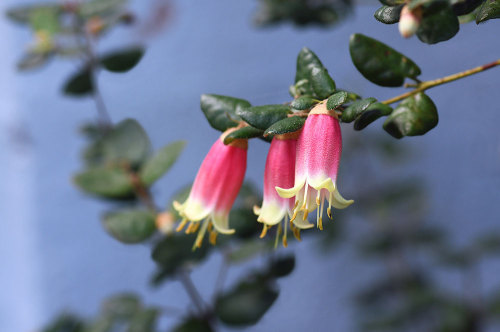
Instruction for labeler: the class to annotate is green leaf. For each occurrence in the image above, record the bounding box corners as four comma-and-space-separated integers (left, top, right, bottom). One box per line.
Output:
268, 255, 295, 278
476, 0, 500, 23
417, 3, 460, 44
326, 91, 349, 110
17, 52, 51, 71
29, 6, 60, 34
223, 126, 263, 145
200, 94, 251, 132
102, 209, 156, 244
42, 314, 85, 332
341, 97, 377, 123
102, 294, 141, 320
74, 167, 134, 199
383, 93, 438, 138
295, 48, 336, 99
474, 233, 500, 255
139, 141, 186, 186
236, 104, 290, 130
227, 241, 272, 264
353, 102, 393, 130
63, 69, 93, 96
101, 119, 152, 168
127, 308, 159, 332
79, 0, 126, 18
100, 47, 145, 73
7, 5, 60, 24
374, 5, 403, 24
290, 96, 317, 110
171, 317, 213, 332
453, 0, 484, 15
379, 0, 405, 5
215, 280, 278, 326
349, 33, 421, 87
228, 207, 261, 240
263, 116, 305, 137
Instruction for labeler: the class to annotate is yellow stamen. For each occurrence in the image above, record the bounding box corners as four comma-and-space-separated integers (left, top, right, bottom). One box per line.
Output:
303, 209, 309, 220
283, 215, 288, 248
176, 218, 188, 232
327, 207, 332, 219
209, 230, 218, 245
186, 222, 200, 234
260, 225, 269, 238
290, 209, 299, 222
318, 217, 323, 230
192, 218, 209, 250
275, 223, 282, 249
292, 224, 301, 241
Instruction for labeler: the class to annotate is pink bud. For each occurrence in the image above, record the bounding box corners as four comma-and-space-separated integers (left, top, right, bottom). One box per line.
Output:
399, 6, 421, 38
277, 103, 353, 231
174, 131, 247, 249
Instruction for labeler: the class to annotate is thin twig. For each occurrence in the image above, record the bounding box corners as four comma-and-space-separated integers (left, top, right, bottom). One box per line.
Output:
179, 270, 207, 314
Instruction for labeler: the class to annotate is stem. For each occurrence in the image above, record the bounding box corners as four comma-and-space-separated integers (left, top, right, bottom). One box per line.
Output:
382, 58, 500, 105
129, 172, 159, 213
179, 270, 207, 314
213, 253, 229, 301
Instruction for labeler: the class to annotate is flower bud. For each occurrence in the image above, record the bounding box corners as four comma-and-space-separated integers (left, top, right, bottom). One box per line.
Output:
399, 6, 422, 38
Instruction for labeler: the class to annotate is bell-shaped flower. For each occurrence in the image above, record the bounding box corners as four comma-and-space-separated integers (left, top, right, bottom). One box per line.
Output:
399, 5, 422, 38
253, 134, 303, 247
174, 130, 247, 249
276, 102, 353, 230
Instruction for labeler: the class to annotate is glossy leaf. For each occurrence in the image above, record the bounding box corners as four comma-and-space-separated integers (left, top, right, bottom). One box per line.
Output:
63, 69, 93, 96
127, 308, 159, 332
476, 0, 500, 22
295, 48, 336, 99
215, 280, 278, 326
326, 91, 349, 110
263, 116, 305, 137
341, 97, 377, 123
383, 93, 438, 138
349, 34, 421, 87
200, 94, 251, 132
417, 3, 460, 44
223, 126, 263, 145
353, 102, 393, 130
236, 104, 289, 130
100, 47, 145, 73
74, 167, 134, 199
139, 141, 186, 186
452, 0, 484, 15
374, 5, 403, 24
290, 96, 317, 110
102, 209, 156, 244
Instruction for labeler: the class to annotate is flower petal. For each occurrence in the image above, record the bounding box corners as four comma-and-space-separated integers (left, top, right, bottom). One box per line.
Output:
276, 178, 305, 199
212, 212, 235, 235
331, 188, 354, 209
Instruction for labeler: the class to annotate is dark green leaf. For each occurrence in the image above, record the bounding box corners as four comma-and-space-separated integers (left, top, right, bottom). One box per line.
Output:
223, 126, 263, 145
437, 248, 475, 268
236, 104, 290, 130
63, 69, 93, 96
374, 5, 403, 24
383, 93, 438, 138
139, 141, 186, 186
290, 96, 317, 110
417, 3, 460, 44
475, 233, 500, 255
102, 294, 141, 320
100, 47, 145, 73
101, 119, 152, 167
341, 97, 377, 123
310, 66, 337, 99
353, 102, 393, 130
228, 207, 261, 240
263, 116, 305, 137
379, 0, 405, 5
200, 94, 251, 132
102, 209, 156, 244
74, 167, 134, 198
42, 314, 85, 332
453, 0, 484, 15
127, 308, 159, 332
295, 48, 336, 99
476, 0, 500, 22
268, 255, 295, 278
326, 91, 349, 110
215, 280, 278, 326
171, 317, 213, 332
349, 33, 421, 87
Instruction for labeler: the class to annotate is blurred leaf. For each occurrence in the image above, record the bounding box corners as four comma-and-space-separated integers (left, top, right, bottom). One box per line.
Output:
263, 116, 305, 137
349, 33, 421, 87
17, 51, 51, 71
74, 167, 134, 199
139, 141, 186, 186
452, 0, 484, 15
379, 0, 405, 5
295, 47, 336, 99
215, 279, 278, 326
200, 94, 251, 132
127, 308, 159, 332
100, 47, 145, 73
383, 93, 438, 138
268, 255, 295, 278
83, 316, 113, 332
236, 104, 290, 130
63, 69, 94, 96
290, 95, 318, 110
171, 317, 213, 332
102, 294, 141, 320
437, 247, 475, 268
227, 240, 273, 263
102, 209, 156, 244
326, 91, 348, 110
223, 126, 263, 145
374, 5, 403, 24
341, 97, 377, 123
7, 4, 60, 24
168, 184, 192, 221
79, 0, 127, 18
474, 233, 500, 255
353, 102, 393, 130
29, 6, 60, 34
417, 3, 460, 44
42, 314, 85, 332
476, 0, 500, 22
101, 119, 152, 168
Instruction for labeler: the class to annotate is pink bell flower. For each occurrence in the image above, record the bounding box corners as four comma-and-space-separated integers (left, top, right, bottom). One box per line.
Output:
174, 130, 247, 249
253, 134, 301, 247
276, 102, 353, 230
